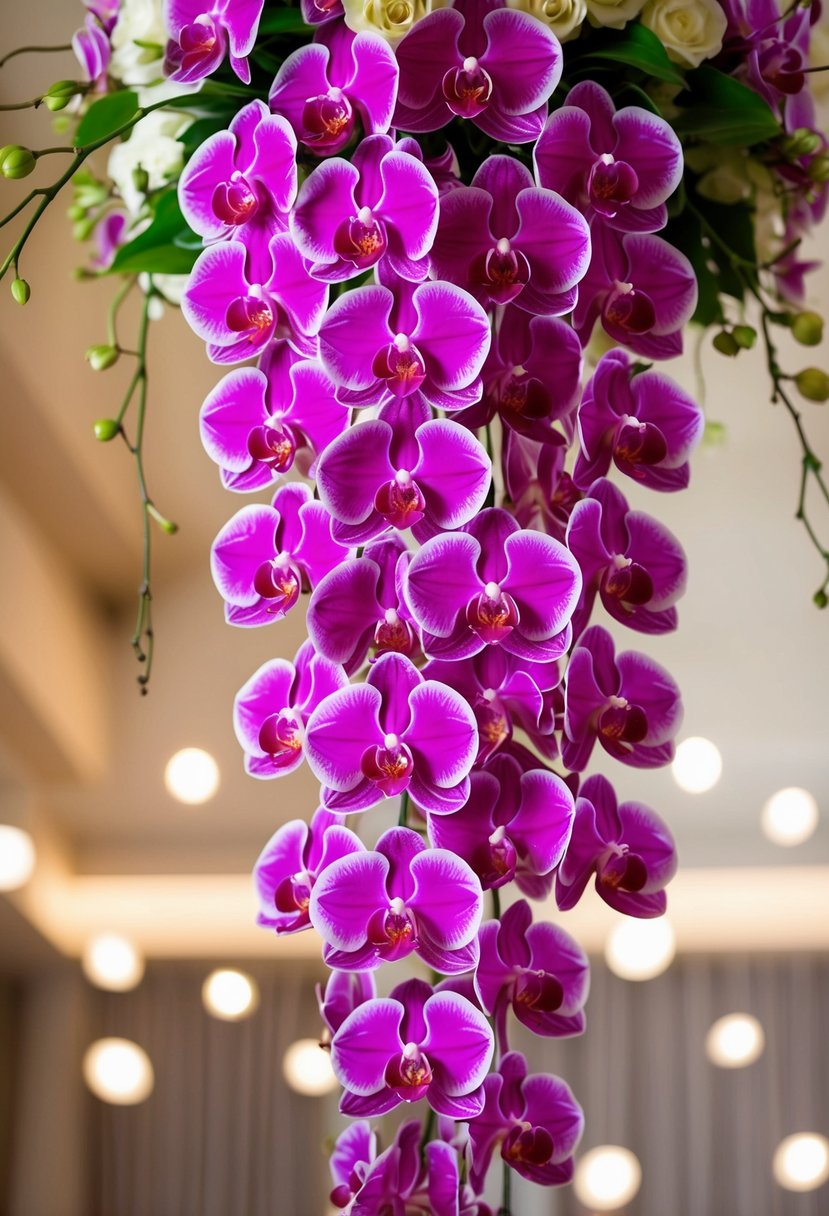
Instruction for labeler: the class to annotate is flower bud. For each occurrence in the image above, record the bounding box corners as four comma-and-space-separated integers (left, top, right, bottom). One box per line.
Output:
814, 589, 828, 610
0, 144, 36, 180
93, 418, 120, 441
794, 367, 829, 403
781, 128, 822, 158
732, 325, 757, 350
11, 278, 30, 305
808, 153, 829, 183
85, 344, 119, 371
712, 331, 740, 357
42, 80, 80, 112
132, 165, 150, 195
791, 311, 824, 347
67, 203, 86, 221
72, 216, 96, 242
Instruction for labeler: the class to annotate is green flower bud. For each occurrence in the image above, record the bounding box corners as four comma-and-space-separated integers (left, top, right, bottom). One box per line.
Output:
808, 153, 829, 183
93, 418, 120, 442
814, 589, 828, 609
781, 128, 822, 158
67, 203, 86, 221
42, 80, 79, 112
85, 344, 119, 372
791, 311, 824, 347
712, 331, 740, 358
75, 183, 107, 208
732, 325, 757, 350
72, 216, 96, 242
132, 165, 150, 195
794, 367, 829, 403
0, 144, 36, 180
11, 278, 30, 305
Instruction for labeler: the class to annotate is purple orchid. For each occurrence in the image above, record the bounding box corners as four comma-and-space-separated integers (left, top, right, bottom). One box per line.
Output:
269, 21, 398, 155
328, 1121, 378, 1213
468, 1052, 583, 1190
72, 13, 111, 84
315, 400, 491, 545
574, 224, 697, 358
318, 272, 491, 412
476, 900, 589, 1048
178, 100, 297, 282
573, 349, 705, 491
253, 807, 363, 933
304, 651, 478, 813
563, 625, 683, 771
307, 535, 420, 674
310, 825, 483, 974
566, 478, 687, 638
331, 977, 494, 1118
199, 342, 348, 492
290, 134, 439, 282
456, 307, 582, 445
233, 640, 347, 778
393, 0, 562, 144
318, 970, 377, 1045
556, 774, 677, 917
502, 432, 583, 545
181, 234, 329, 362
89, 212, 127, 272
534, 81, 683, 233
431, 156, 590, 315
404, 508, 582, 662
428, 754, 574, 895
302, 0, 343, 23
210, 482, 349, 626
164, 0, 264, 84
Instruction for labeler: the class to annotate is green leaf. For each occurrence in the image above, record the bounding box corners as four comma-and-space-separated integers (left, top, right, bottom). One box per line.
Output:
673, 66, 781, 145
584, 24, 685, 85
178, 115, 233, 156
75, 90, 139, 148
109, 191, 199, 275
665, 209, 724, 327
257, 8, 310, 35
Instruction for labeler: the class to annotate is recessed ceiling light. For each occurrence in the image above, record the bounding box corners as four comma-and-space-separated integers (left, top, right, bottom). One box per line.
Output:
83, 1038, 154, 1105
574, 1145, 642, 1210
0, 825, 36, 891
773, 1133, 829, 1192
164, 748, 220, 804
202, 969, 258, 1021
605, 917, 675, 981
705, 1013, 765, 1068
761, 787, 819, 846
282, 1039, 338, 1096
82, 933, 145, 992
671, 736, 722, 794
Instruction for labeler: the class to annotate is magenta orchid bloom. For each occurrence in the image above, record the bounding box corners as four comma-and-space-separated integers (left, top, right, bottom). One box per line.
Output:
331, 977, 494, 1118
431, 156, 590, 315
556, 774, 677, 917
310, 826, 484, 974
563, 625, 683, 771
534, 81, 683, 233
475, 900, 589, 1049
72, 13, 111, 83
573, 349, 705, 491
199, 342, 348, 492
316, 400, 491, 545
233, 640, 347, 778
290, 134, 439, 282
181, 234, 329, 362
318, 272, 491, 412
566, 478, 688, 638
308, 535, 420, 674
393, 0, 562, 144
164, 0, 264, 84
328, 1121, 378, 1213
302, 0, 343, 23
304, 651, 478, 814
503, 432, 583, 544
269, 21, 398, 155
178, 101, 297, 282
468, 1052, 583, 1191
428, 754, 574, 895
89, 212, 127, 272
318, 971, 377, 1044
404, 508, 582, 663
252, 807, 363, 934
210, 482, 349, 626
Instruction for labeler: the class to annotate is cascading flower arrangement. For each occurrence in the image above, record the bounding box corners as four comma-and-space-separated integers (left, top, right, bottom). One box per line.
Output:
1, 0, 828, 1209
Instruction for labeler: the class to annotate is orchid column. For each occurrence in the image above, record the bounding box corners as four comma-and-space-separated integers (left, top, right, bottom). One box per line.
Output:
178, 1, 703, 1210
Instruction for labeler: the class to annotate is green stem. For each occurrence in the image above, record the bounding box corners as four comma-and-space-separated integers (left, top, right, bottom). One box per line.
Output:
491, 886, 501, 919
107, 276, 136, 349
419, 1107, 436, 1159
498, 1159, 512, 1216
0, 43, 71, 68
398, 790, 410, 828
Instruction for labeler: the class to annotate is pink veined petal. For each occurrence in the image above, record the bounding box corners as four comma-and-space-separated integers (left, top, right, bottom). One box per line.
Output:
405, 532, 481, 637
512, 769, 575, 875
631, 371, 705, 465
413, 281, 492, 391
409, 771, 471, 815
422, 993, 494, 1096
377, 151, 439, 262
286, 360, 348, 455
233, 657, 295, 754
533, 106, 595, 200
430, 186, 494, 291
562, 647, 604, 752
272, 481, 312, 553
367, 651, 420, 737
473, 155, 534, 239
210, 504, 278, 606
480, 8, 562, 116
316, 420, 395, 525
290, 158, 360, 264
351, 32, 399, 134
626, 233, 698, 334
223, 0, 265, 58
405, 680, 477, 789
474, 920, 513, 1016
521, 1074, 584, 1161
305, 683, 384, 790
566, 80, 617, 147
268, 42, 332, 132
199, 367, 268, 473
181, 242, 250, 346
307, 557, 381, 665
409, 850, 483, 950
250, 111, 298, 213
526, 921, 590, 1016
417, 935, 480, 977
414, 421, 491, 530
504, 530, 582, 640
177, 129, 238, 240
625, 511, 688, 608
267, 233, 329, 339
613, 107, 683, 209
331, 998, 404, 1096
474, 101, 547, 147
294, 500, 349, 587
319, 285, 394, 389
376, 826, 424, 903
616, 650, 683, 744
394, 8, 463, 110
515, 189, 592, 295
309, 850, 390, 951
252, 819, 307, 919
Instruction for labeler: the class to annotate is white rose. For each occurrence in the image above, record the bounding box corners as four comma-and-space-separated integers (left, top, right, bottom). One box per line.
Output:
342, 0, 447, 44
586, 0, 646, 31
641, 0, 728, 67
110, 0, 167, 86
107, 109, 190, 214
507, 0, 587, 42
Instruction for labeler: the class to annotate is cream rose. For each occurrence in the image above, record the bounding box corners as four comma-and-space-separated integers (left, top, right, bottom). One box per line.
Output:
641, 0, 728, 68
342, 0, 446, 44
507, 0, 587, 42
585, 0, 646, 31
108, 109, 190, 214
109, 0, 166, 86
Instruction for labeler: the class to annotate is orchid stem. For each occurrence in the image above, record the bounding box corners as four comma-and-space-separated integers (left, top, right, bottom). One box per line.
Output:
491, 886, 501, 919
0, 43, 71, 68
398, 790, 410, 828
107, 275, 136, 349
498, 1160, 512, 1216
